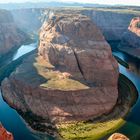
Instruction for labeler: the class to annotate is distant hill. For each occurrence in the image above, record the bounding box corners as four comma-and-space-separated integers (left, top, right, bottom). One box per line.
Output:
0, 2, 109, 10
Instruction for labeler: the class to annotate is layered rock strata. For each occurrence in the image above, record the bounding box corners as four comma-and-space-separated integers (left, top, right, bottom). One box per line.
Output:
118, 17, 140, 58
0, 10, 28, 56
2, 14, 118, 126
83, 10, 134, 42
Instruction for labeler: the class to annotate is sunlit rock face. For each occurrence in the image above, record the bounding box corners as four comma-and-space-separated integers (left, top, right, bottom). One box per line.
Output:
0, 10, 28, 56
128, 17, 140, 36
1, 14, 118, 131
118, 17, 140, 58
38, 14, 118, 87
108, 133, 129, 140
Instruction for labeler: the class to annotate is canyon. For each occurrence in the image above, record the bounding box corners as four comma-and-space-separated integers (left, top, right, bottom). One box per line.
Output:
1, 13, 119, 137
83, 10, 134, 42
11, 8, 135, 40
0, 10, 29, 57
0, 6, 139, 140
10, 8, 140, 50
118, 17, 140, 59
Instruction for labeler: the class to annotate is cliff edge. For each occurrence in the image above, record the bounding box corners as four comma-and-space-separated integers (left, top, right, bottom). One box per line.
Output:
0, 10, 29, 56
1, 14, 119, 136
118, 17, 140, 58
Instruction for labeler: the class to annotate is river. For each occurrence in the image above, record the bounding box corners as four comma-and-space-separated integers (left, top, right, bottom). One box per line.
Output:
113, 51, 140, 139
0, 44, 140, 140
0, 43, 42, 140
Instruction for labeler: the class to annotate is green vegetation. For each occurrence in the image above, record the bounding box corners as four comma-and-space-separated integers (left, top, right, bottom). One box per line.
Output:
91, 8, 140, 15
57, 74, 138, 140
58, 119, 124, 140
34, 56, 89, 90
53, 7, 140, 15
41, 78, 89, 90
18, 110, 56, 132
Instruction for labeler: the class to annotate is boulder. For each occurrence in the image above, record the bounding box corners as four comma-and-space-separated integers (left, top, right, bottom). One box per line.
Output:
108, 133, 129, 140
0, 123, 14, 140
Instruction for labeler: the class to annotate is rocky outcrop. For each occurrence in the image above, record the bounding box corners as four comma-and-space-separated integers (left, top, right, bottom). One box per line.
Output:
128, 17, 140, 36
0, 10, 29, 56
1, 14, 118, 134
108, 133, 129, 140
83, 10, 135, 42
118, 17, 140, 58
0, 124, 14, 140
38, 14, 118, 87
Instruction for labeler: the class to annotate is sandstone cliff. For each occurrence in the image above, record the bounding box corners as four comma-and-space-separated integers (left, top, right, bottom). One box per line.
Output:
1, 14, 118, 135
0, 10, 28, 56
83, 10, 134, 42
118, 17, 140, 58
11, 8, 137, 46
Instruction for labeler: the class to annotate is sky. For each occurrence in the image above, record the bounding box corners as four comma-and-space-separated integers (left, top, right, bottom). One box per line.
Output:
0, 0, 140, 6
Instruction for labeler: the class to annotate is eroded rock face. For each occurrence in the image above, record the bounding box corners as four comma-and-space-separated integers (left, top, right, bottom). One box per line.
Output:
39, 14, 118, 86
118, 17, 140, 58
1, 14, 118, 128
0, 10, 28, 56
0, 124, 14, 140
83, 10, 134, 42
128, 17, 140, 36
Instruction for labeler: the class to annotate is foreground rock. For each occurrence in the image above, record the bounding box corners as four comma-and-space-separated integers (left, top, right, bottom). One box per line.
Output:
0, 124, 14, 140
108, 133, 129, 140
118, 17, 140, 58
1, 14, 118, 136
0, 10, 29, 56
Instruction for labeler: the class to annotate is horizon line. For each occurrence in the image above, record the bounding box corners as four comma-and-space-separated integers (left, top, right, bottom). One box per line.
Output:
0, 1, 136, 6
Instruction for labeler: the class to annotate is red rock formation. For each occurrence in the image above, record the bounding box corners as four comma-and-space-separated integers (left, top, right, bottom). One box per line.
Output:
118, 17, 140, 59
128, 17, 140, 36
1, 14, 118, 127
83, 10, 134, 42
38, 14, 118, 87
0, 124, 14, 140
108, 133, 129, 140
0, 10, 29, 56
